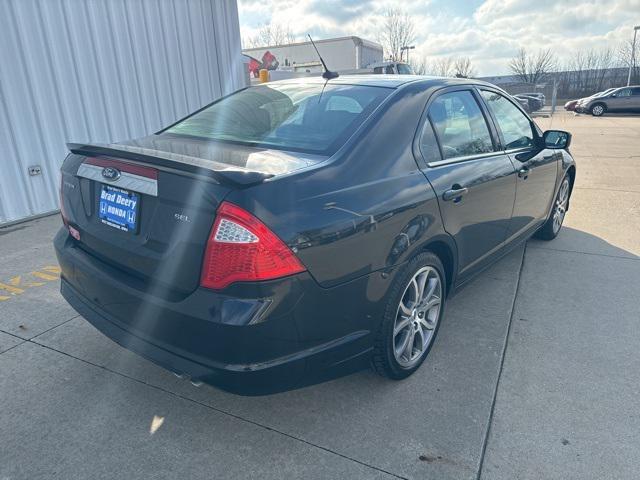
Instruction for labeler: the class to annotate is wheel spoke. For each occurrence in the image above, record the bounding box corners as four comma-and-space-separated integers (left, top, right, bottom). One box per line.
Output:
416, 271, 428, 302
394, 317, 411, 336
399, 301, 412, 316
395, 330, 411, 359
418, 317, 434, 331
423, 277, 437, 304
423, 295, 441, 312
415, 326, 426, 348
403, 329, 415, 360
410, 278, 419, 303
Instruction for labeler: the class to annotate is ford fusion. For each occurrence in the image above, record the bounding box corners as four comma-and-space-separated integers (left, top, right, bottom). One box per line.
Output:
56, 76, 575, 394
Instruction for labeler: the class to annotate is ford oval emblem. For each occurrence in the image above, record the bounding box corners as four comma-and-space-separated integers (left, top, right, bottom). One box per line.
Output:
102, 166, 121, 181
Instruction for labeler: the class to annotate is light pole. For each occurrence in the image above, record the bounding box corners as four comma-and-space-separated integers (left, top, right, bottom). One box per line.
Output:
627, 25, 640, 86
400, 45, 415, 63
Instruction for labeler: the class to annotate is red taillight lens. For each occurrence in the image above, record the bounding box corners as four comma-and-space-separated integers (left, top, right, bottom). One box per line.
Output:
200, 202, 306, 290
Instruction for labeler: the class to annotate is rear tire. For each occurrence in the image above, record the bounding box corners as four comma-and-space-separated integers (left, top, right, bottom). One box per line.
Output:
535, 175, 570, 241
590, 103, 605, 117
372, 252, 446, 380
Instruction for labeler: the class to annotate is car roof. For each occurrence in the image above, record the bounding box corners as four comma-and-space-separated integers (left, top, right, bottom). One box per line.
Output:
265, 75, 500, 90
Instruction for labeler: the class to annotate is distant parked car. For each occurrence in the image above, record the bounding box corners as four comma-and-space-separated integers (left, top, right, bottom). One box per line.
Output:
573, 88, 616, 113
520, 92, 545, 107
576, 87, 640, 116
370, 61, 415, 74
514, 96, 531, 112
564, 100, 578, 111
515, 94, 543, 112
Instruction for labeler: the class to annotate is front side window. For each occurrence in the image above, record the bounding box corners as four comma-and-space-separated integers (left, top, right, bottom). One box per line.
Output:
480, 90, 535, 150
428, 90, 494, 159
617, 88, 632, 97
165, 83, 391, 155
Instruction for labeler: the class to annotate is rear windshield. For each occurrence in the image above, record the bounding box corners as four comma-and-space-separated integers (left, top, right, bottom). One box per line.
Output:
164, 83, 392, 155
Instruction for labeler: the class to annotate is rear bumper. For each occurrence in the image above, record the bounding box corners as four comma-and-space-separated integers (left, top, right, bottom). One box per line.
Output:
54, 228, 383, 395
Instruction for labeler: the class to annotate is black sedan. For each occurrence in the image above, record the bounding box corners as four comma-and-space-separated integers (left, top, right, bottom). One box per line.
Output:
56, 76, 575, 394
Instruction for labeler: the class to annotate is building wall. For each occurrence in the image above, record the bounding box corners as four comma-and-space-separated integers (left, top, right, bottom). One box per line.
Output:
0, 0, 245, 224
243, 36, 383, 72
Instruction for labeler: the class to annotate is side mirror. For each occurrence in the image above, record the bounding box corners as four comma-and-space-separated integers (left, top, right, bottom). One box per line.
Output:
543, 130, 571, 149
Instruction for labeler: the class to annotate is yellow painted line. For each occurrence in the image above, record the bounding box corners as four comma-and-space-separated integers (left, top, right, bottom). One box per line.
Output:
0, 264, 62, 301
31, 271, 59, 281
42, 266, 61, 274
0, 281, 24, 295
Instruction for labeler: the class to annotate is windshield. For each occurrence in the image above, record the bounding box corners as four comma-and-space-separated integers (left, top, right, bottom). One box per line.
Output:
595, 88, 615, 97
165, 83, 392, 155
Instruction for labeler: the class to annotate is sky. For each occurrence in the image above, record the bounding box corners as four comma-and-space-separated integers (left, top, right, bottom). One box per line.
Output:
238, 0, 640, 75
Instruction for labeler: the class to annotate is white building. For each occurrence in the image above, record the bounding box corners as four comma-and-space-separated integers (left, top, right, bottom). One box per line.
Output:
0, 0, 246, 225
243, 36, 383, 73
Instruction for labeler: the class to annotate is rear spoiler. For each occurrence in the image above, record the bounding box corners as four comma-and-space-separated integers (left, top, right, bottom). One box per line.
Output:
67, 143, 274, 187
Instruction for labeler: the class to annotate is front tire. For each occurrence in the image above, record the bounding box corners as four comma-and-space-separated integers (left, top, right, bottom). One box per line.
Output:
372, 252, 445, 380
590, 103, 605, 117
535, 175, 570, 241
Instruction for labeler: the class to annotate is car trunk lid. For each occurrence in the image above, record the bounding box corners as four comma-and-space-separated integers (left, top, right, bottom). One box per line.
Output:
61, 135, 326, 296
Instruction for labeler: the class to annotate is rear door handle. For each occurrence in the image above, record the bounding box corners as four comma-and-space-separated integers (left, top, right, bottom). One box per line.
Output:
443, 187, 469, 202
518, 167, 530, 179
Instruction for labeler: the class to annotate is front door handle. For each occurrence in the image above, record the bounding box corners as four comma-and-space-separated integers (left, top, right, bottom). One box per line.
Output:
443, 187, 469, 202
518, 167, 530, 179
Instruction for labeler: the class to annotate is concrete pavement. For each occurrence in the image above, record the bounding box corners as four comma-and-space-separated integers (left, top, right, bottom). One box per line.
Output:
1, 112, 638, 479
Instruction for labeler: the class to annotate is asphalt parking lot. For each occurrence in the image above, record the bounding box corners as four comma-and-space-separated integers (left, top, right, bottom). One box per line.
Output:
1, 111, 639, 480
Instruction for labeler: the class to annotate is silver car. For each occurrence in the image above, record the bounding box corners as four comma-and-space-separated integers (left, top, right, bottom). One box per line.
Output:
579, 86, 640, 116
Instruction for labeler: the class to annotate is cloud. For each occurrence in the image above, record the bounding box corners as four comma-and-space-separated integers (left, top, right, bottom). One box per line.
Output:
238, 0, 640, 75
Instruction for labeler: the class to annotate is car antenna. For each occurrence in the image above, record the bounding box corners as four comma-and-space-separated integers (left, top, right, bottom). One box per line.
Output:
308, 34, 339, 80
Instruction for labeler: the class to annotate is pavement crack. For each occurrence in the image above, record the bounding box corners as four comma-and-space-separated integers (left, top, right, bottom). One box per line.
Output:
475, 241, 527, 480
24, 340, 409, 480
573, 186, 639, 194
527, 245, 639, 261
0, 329, 28, 355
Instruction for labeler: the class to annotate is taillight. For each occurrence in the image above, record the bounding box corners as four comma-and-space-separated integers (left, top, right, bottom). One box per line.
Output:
200, 202, 306, 290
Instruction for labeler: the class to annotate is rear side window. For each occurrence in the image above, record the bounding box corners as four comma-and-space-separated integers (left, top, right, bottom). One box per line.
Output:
480, 90, 535, 150
165, 83, 391, 155
428, 90, 494, 160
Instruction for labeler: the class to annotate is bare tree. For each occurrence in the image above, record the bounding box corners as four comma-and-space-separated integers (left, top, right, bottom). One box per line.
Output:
433, 57, 455, 77
618, 40, 640, 84
410, 57, 434, 75
379, 8, 415, 61
244, 23, 296, 48
560, 48, 619, 97
453, 57, 477, 78
509, 48, 557, 84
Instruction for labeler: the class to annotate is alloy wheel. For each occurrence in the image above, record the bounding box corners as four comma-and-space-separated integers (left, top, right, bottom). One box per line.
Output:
553, 178, 570, 234
592, 105, 604, 116
392, 266, 442, 368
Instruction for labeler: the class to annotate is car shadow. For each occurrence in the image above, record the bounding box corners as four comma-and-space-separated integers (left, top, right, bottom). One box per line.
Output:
273, 225, 638, 395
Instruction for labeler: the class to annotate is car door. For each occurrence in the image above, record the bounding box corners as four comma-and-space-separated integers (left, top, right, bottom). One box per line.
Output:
631, 87, 640, 111
607, 87, 632, 111
418, 88, 517, 281
478, 89, 558, 242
